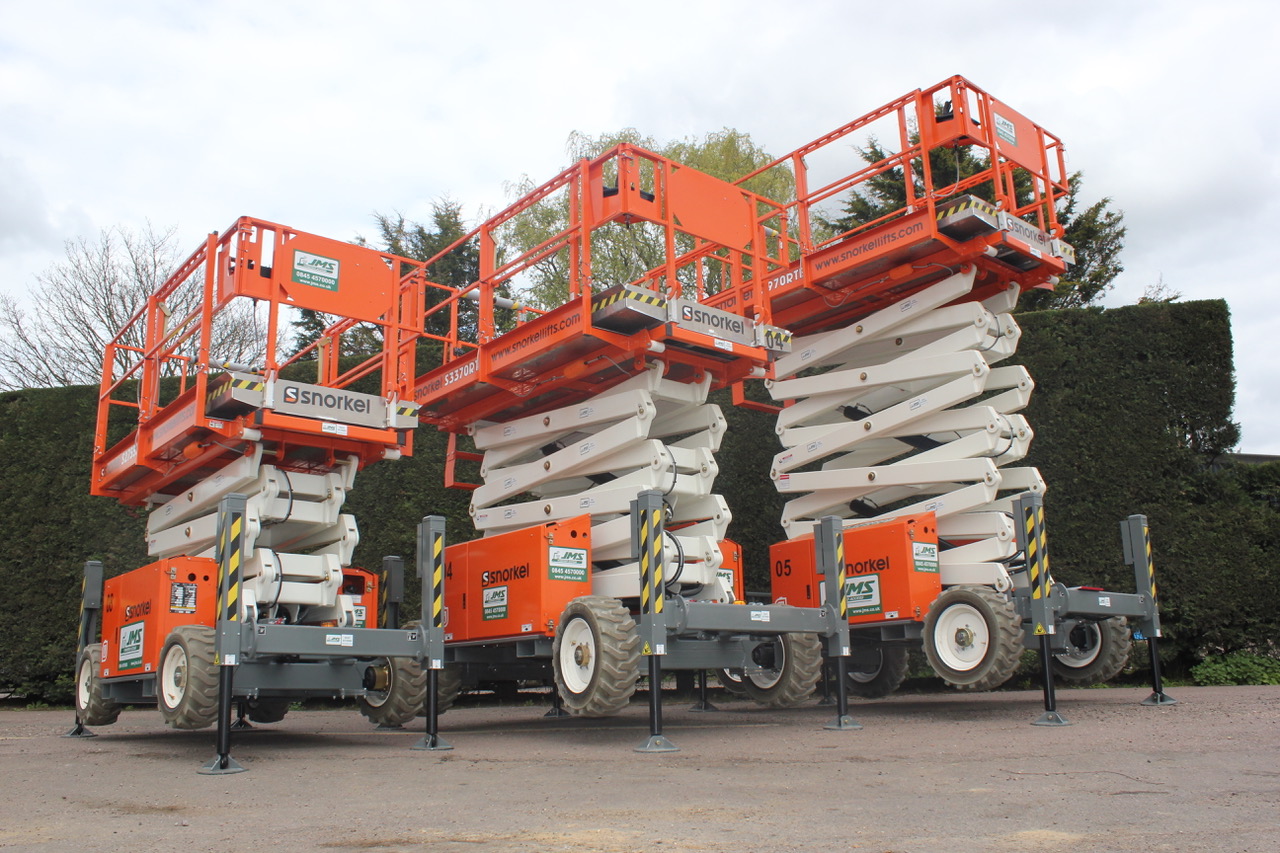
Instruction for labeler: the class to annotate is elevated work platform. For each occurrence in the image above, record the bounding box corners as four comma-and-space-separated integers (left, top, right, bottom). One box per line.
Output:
409, 144, 793, 432
92, 217, 423, 506
707, 75, 1074, 334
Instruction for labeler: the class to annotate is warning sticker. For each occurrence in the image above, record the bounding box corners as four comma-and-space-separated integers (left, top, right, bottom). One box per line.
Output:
169, 582, 198, 613
483, 585, 509, 621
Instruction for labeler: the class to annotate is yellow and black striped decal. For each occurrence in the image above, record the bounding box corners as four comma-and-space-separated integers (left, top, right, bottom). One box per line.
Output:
639, 507, 664, 619
763, 327, 793, 350
206, 375, 264, 401
205, 375, 265, 411
431, 529, 445, 629
1024, 504, 1051, 634
835, 529, 847, 621
935, 196, 998, 221
216, 509, 244, 631
592, 289, 667, 312
1141, 521, 1157, 602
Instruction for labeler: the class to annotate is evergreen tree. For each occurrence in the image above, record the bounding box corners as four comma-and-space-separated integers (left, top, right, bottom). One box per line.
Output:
288, 200, 481, 354
1018, 174, 1126, 310
371, 200, 483, 341
823, 132, 1125, 311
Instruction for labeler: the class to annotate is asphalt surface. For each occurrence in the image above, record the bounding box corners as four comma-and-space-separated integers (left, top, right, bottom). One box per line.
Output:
1, 685, 1277, 852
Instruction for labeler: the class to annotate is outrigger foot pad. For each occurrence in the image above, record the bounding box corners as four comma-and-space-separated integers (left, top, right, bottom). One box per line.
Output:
635, 735, 680, 753
198, 755, 247, 775
824, 715, 862, 731
412, 734, 454, 751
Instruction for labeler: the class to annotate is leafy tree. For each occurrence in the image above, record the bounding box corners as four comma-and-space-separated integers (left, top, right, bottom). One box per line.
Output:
503, 128, 794, 309
0, 224, 266, 390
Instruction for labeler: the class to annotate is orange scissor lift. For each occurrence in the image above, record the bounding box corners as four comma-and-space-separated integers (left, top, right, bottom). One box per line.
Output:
72, 217, 469, 769
408, 145, 857, 739
705, 76, 1164, 713
72, 76, 1172, 763
416, 77, 1167, 738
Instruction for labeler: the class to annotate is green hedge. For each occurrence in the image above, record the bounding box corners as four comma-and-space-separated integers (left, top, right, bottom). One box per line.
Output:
0, 387, 151, 700
1015, 301, 1275, 671
1, 299, 1273, 700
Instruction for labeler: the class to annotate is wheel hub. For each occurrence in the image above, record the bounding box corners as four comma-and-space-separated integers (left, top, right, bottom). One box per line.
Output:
573, 644, 592, 668
363, 663, 392, 692
954, 627, 975, 649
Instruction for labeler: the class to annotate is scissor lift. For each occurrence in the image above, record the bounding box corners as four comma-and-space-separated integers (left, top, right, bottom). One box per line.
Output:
73, 77, 1173, 764
72, 217, 452, 770
409, 145, 858, 737
705, 76, 1166, 704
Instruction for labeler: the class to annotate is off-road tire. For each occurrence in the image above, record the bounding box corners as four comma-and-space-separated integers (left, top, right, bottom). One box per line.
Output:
844, 644, 910, 699
742, 633, 822, 708
923, 586, 1022, 692
553, 596, 640, 717
433, 664, 463, 715
76, 645, 121, 726
357, 656, 426, 727
158, 625, 219, 730
407, 618, 463, 715
714, 668, 748, 696
358, 620, 429, 727
1052, 616, 1132, 685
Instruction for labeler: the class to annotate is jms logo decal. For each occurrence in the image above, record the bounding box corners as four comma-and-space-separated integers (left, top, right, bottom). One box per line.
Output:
844, 575, 882, 616
482, 585, 509, 621
118, 621, 145, 669
292, 250, 340, 291
548, 547, 588, 583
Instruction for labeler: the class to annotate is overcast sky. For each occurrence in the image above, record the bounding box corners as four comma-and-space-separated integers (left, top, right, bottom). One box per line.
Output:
2, 0, 1276, 452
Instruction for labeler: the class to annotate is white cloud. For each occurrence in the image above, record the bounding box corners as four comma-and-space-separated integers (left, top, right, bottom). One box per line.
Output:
1, 0, 1276, 449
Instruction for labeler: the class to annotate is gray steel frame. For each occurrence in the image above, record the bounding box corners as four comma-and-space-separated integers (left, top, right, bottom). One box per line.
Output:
1010, 497, 1161, 654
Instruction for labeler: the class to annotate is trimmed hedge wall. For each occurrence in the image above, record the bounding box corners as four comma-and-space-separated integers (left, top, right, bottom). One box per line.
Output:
1014, 301, 1276, 670
0, 299, 1273, 700
0, 386, 150, 700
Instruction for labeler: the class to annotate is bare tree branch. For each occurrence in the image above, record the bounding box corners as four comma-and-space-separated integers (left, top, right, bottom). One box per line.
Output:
0, 224, 269, 390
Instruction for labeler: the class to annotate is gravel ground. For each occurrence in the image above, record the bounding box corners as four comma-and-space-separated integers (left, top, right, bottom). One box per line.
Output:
1, 685, 1277, 853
